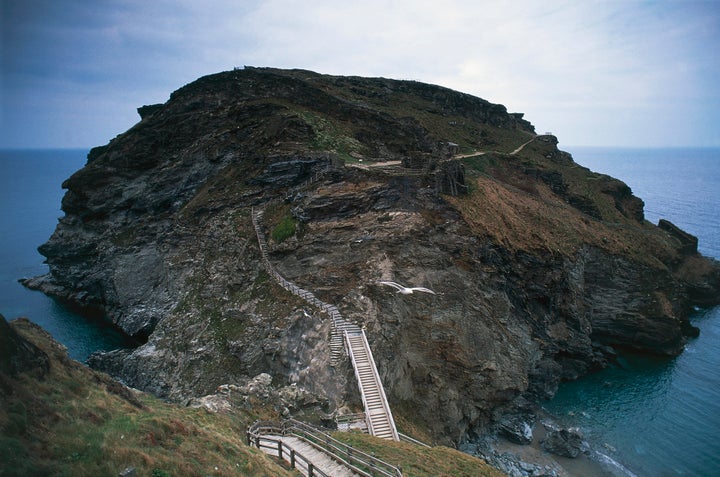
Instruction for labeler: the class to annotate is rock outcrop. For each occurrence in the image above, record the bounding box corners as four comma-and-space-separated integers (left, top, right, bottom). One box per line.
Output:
25, 67, 720, 446
0, 315, 50, 377
541, 426, 586, 458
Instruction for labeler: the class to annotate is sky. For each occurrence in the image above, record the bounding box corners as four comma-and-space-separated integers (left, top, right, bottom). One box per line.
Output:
1, 0, 719, 149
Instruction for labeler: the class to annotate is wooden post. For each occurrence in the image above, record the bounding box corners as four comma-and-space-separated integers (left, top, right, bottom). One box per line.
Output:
308, 463, 314, 477
277, 440, 283, 459
290, 449, 296, 469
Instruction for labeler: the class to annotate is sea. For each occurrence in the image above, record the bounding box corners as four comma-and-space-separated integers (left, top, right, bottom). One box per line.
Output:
1, 147, 719, 476
545, 147, 720, 477
0, 149, 130, 361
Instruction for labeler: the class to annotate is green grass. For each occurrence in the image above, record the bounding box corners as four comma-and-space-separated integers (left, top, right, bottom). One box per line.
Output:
295, 109, 366, 159
0, 319, 296, 477
1, 318, 511, 477
271, 214, 297, 243
332, 431, 504, 477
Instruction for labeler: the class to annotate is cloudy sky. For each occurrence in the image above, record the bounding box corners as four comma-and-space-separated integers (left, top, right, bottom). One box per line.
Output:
1, 0, 719, 149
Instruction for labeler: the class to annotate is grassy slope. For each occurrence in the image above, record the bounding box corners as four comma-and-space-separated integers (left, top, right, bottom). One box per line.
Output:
450, 147, 679, 269
0, 319, 295, 477
333, 431, 505, 477
0, 318, 501, 477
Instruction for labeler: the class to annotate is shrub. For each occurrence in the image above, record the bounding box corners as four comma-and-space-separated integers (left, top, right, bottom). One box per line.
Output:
271, 215, 297, 243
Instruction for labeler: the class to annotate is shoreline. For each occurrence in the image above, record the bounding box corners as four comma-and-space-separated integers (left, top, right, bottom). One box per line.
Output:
464, 409, 637, 477
490, 419, 629, 477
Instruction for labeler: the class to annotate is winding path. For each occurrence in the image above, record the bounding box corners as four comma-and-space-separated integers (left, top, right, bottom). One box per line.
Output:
251, 207, 399, 441
454, 134, 539, 159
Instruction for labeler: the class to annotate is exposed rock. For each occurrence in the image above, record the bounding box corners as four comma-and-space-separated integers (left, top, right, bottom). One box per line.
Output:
462, 437, 560, 477
137, 103, 163, 120
435, 159, 468, 196
188, 394, 232, 413
248, 155, 335, 188
541, 425, 586, 458
498, 413, 535, 445
0, 315, 50, 377
602, 180, 645, 222
188, 373, 328, 419
24, 67, 720, 448
658, 219, 698, 255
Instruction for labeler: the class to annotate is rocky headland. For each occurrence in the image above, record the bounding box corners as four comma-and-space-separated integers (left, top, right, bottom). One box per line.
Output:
24, 67, 720, 457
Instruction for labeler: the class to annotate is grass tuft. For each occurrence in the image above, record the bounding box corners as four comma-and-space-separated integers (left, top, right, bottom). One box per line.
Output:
271, 215, 297, 243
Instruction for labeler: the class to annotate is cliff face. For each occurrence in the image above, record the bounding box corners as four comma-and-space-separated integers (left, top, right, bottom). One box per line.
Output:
27, 67, 720, 444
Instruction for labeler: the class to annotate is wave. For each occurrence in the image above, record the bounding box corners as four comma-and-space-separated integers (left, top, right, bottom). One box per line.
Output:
591, 450, 640, 477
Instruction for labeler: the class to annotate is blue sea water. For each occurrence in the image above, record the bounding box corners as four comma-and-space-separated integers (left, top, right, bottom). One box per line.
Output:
0, 149, 130, 361
544, 147, 720, 477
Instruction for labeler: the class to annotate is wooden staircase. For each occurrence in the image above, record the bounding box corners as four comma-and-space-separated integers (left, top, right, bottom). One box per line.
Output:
251, 206, 399, 441
345, 330, 399, 441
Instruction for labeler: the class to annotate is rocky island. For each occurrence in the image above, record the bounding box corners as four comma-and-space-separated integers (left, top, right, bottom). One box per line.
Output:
22, 67, 720, 472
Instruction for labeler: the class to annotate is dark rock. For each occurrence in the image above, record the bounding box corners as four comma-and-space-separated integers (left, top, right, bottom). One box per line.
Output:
541, 426, 585, 458
435, 159, 467, 196
498, 413, 535, 444
137, 103, 163, 120
23, 67, 720, 448
602, 180, 645, 222
658, 219, 698, 255
248, 156, 332, 188
0, 315, 50, 377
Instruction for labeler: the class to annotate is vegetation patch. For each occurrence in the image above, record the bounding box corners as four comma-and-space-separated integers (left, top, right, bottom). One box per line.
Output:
332, 431, 504, 477
271, 215, 297, 243
0, 319, 295, 477
296, 109, 366, 161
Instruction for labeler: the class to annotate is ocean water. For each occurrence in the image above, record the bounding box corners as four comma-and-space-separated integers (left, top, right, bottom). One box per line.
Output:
0, 149, 130, 361
544, 147, 720, 476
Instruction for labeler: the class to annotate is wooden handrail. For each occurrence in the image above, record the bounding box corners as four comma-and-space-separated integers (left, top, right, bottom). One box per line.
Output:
251, 207, 400, 445
248, 419, 403, 477
284, 419, 401, 477
249, 434, 330, 477
344, 330, 399, 441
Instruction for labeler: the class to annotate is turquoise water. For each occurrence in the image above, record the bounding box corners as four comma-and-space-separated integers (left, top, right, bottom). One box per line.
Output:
0, 149, 130, 361
544, 147, 720, 476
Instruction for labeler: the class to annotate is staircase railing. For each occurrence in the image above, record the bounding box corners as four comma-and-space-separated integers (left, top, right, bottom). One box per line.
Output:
247, 421, 331, 477
248, 419, 403, 477
251, 207, 399, 441
344, 330, 399, 441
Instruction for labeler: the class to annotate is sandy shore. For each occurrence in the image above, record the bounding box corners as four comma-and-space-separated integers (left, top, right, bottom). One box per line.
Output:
491, 420, 620, 477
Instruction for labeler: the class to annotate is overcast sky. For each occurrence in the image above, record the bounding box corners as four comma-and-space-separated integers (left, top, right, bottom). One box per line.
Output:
1, 0, 719, 149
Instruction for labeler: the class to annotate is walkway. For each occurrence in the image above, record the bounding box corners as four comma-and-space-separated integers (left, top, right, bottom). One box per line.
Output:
509, 136, 537, 155
261, 435, 360, 477
251, 207, 399, 442
248, 420, 403, 477
454, 134, 539, 159
345, 330, 399, 440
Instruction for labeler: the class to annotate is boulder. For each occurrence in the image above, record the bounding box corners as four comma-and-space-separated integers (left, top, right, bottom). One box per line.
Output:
498, 413, 535, 445
541, 426, 585, 458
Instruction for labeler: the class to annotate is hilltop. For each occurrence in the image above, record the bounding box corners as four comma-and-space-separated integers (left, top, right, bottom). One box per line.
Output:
22, 67, 720, 460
